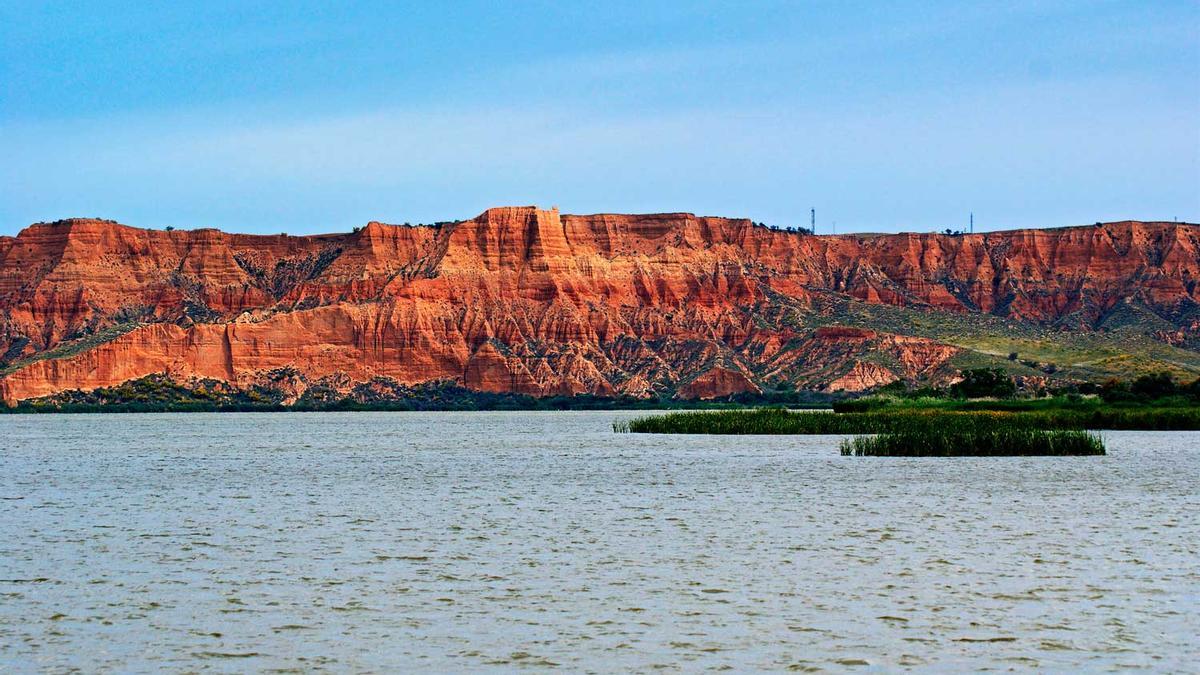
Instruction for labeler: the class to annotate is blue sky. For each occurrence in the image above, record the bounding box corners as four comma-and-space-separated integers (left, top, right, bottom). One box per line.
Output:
1, 1, 1197, 235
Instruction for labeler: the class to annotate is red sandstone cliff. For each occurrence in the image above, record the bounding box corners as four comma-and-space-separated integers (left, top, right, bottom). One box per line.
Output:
1, 208, 1197, 404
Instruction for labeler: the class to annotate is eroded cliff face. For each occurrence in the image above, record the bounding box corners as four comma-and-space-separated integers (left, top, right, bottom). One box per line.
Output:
1, 207, 1197, 404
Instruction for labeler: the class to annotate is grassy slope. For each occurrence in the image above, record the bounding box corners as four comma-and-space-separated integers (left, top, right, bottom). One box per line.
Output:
785, 295, 1200, 381
0, 322, 144, 376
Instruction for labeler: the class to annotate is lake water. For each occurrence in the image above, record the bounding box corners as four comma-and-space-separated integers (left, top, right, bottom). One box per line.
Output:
1, 412, 1197, 672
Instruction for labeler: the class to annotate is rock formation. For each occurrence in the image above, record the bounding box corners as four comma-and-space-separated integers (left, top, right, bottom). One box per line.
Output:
1, 207, 1197, 404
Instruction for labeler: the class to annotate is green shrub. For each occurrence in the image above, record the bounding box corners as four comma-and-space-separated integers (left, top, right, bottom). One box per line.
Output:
1131, 372, 1177, 399
951, 368, 1017, 399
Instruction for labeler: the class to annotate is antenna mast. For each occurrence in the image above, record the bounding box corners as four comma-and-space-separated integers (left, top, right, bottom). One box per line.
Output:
970, 212, 974, 234
811, 208, 815, 234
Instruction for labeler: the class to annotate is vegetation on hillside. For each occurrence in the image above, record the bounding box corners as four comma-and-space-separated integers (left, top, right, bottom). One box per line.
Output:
3, 373, 837, 413
835, 369, 1200, 411
0, 321, 144, 376
789, 295, 1200, 384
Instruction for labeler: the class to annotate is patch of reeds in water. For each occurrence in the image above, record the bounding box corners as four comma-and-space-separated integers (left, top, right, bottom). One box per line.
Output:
614, 406, 1200, 435
614, 409, 1026, 435
615, 408, 1110, 456
839, 428, 1106, 457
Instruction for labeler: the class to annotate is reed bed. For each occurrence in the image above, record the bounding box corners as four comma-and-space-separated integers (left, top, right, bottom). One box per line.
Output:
614, 406, 1200, 434
1029, 407, 1200, 430
839, 429, 1106, 457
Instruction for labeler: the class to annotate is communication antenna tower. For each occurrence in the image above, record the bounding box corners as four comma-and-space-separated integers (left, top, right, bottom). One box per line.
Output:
970, 212, 974, 234
811, 208, 815, 234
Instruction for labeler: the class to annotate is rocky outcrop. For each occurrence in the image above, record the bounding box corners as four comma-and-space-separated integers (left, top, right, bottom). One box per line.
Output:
823, 362, 900, 393
677, 367, 761, 400
756, 326, 961, 392
1, 208, 1197, 404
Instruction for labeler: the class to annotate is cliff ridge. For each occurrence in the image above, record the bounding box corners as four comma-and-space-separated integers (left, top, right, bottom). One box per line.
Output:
2, 208, 1197, 404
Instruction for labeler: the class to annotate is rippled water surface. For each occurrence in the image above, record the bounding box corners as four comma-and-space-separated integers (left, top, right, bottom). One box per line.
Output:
1, 412, 1197, 671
